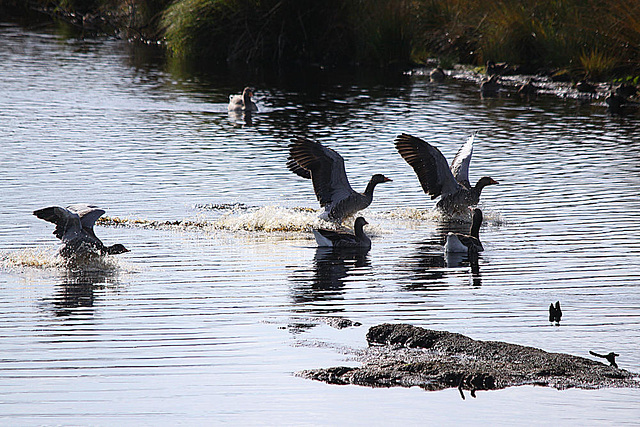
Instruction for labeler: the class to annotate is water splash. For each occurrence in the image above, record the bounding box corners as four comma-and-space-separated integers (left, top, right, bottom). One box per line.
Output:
100, 206, 327, 233
0, 246, 129, 274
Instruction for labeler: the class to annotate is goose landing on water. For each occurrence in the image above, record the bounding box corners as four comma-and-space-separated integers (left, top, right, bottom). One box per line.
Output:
228, 87, 258, 112
313, 217, 371, 249
444, 208, 484, 254
33, 204, 129, 259
287, 137, 391, 223
394, 133, 498, 215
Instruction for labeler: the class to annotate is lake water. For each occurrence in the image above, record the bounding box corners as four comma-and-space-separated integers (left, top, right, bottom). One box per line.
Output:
1, 22, 639, 425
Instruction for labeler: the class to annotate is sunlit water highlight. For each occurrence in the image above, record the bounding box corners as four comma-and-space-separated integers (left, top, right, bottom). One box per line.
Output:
1, 22, 639, 424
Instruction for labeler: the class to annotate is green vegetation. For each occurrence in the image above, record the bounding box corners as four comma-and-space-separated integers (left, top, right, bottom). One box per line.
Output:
3, 0, 639, 80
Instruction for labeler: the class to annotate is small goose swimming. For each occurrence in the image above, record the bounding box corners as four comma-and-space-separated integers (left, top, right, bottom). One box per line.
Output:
430, 67, 445, 82
228, 87, 258, 112
313, 217, 371, 249
33, 204, 129, 258
287, 137, 392, 223
480, 74, 501, 96
394, 133, 498, 215
444, 208, 484, 253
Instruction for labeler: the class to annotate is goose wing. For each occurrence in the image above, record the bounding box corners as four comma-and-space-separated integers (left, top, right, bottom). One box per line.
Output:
287, 138, 354, 206
394, 134, 460, 199
315, 228, 357, 245
450, 133, 475, 188
67, 204, 106, 237
33, 206, 83, 242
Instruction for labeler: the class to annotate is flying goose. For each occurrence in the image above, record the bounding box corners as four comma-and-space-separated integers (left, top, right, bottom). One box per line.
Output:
444, 208, 484, 253
287, 137, 391, 223
33, 204, 129, 258
313, 217, 371, 249
394, 133, 498, 215
228, 87, 258, 112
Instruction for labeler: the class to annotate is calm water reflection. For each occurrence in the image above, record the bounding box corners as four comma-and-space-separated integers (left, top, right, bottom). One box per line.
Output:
1, 22, 639, 424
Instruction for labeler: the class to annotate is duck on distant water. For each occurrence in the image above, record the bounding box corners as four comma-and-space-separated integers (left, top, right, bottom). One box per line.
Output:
228, 87, 258, 112
430, 67, 445, 82
313, 217, 371, 249
576, 80, 597, 96
517, 79, 537, 97
33, 204, 129, 258
394, 133, 498, 215
480, 74, 500, 96
287, 137, 392, 223
444, 208, 484, 253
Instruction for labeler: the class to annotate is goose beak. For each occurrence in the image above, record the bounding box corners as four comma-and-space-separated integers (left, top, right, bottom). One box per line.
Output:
383, 176, 392, 182
490, 178, 499, 185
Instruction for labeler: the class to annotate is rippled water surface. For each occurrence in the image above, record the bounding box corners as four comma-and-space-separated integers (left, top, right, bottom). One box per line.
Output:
1, 23, 639, 424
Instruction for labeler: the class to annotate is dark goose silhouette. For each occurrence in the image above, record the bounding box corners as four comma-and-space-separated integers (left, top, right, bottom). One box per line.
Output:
228, 87, 258, 112
312, 217, 371, 249
287, 137, 391, 223
394, 133, 498, 215
34, 204, 129, 258
444, 208, 484, 253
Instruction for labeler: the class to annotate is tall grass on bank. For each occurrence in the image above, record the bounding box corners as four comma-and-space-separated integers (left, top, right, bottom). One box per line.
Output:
4, 0, 640, 78
414, 0, 640, 78
160, 0, 415, 68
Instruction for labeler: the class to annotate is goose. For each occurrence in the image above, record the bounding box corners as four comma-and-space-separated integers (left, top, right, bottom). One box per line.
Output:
480, 74, 500, 96
430, 67, 445, 82
444, 208, 484, 253
394, 133, 498, 215
576, 80, 597, 95
287, 137, 392, 223
228, 87, 258, 112
517, 79, 537, 97
313, 217, 371, 249
33, 204, 129, 258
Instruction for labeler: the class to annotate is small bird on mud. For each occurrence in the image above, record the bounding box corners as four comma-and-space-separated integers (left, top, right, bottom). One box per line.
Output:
548, 301, 562, 324
34, 204, 129, 259
589, 351, 619, 369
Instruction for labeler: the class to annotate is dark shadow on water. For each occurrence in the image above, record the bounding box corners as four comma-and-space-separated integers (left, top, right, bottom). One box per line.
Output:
289, 246, 371, 313
42, 266, 121, 318
398, 238, 482, 291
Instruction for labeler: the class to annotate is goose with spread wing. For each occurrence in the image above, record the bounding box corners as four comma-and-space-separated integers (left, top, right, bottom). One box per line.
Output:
287, 137, 392, 223
33, 204, 129, 258
444, 208, 484, 253
313, 217, 371, 249
394, 133, 498, 215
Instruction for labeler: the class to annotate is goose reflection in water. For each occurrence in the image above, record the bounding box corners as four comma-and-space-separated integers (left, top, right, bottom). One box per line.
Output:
289, 247, 371, 310
43, 268, 120, 318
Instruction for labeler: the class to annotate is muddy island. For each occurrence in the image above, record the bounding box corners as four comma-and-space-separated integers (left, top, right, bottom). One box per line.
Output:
298, 324, 639, 394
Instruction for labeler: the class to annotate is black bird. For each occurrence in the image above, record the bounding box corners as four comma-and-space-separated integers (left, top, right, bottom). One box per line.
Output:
312, 217, 371, 250
517, 79, 537, 98
34, 204, 129, 258
548, 301, 562, 323
287, 137, 391, 223
589, 351, 619, 369
576, 80, 597, 96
